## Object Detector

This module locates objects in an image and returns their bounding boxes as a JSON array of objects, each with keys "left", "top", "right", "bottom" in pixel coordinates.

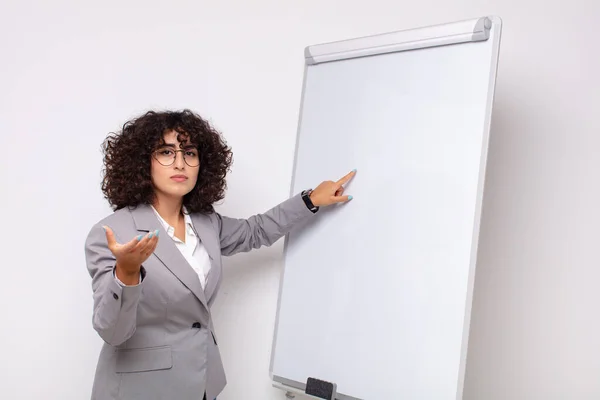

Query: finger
[
  {"left": 120, "top": 232, "right": 148, "bottom": 252},
  {"left": 141, "top": 240, "right": 159, "bottom": 260},
  {"left": 335, "top": 169, "right": 357, "bottom": 187},
  {"left": 142, "top": 236, "right": 159, "bottom": 259},
  {"left": 131, "top": 232, "right": 152, "bottom": 253},
  {"left": 121, "top": 236, "right": 141, "bottom": 252},
  {"left": 149, "top": 236, "right": 160, "bottom": 256},
  {"left": 148, "top": 235, "right": 160, "bottom": 253},
  {"left": 335, "top": 186, "right": 345, "bottom": 196},
  {"left": 331, "top": 194, "right": 353, "bottom": 203},
  {"left": 140, "top": 231, "right": 159, "bottom": 254}
]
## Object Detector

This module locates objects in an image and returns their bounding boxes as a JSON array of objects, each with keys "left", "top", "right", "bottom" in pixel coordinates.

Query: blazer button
[
  {"left": 192, "top": 322, "right": 201, "bottom": 329},
  {"left": 113, "top": 293, "right": 119, "bottom": 300}
]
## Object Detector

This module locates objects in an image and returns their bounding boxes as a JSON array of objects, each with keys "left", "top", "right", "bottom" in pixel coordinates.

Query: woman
[{"left": 84, "top": 109, "right": 355, "bottom": 400}]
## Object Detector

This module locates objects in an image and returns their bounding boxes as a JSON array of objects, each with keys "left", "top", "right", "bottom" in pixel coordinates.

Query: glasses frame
[{"left": 152, "top": 147, "right": 200, "bottom": 167}]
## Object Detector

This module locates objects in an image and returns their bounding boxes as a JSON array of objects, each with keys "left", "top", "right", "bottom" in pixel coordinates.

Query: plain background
[{"left": 0, "top": 1, "right": 598, "bottom": 400}]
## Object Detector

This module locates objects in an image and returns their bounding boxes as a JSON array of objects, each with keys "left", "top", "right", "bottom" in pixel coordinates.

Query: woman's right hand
[{"left": 103, "top": 225, "right": 159, "bottom": 284}]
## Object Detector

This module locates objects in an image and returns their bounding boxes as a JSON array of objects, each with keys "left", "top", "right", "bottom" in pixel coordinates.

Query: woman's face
[{"left": 150, "top": 130, "right": 200, "bottom": 201}]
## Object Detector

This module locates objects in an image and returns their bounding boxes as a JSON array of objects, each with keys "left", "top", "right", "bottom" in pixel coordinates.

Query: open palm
[{"left": 103, "top": 226, "right": 159, "bottom": 275}]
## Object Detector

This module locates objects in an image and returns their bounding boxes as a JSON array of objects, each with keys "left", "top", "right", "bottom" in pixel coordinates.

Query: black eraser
[{"left": 305, "top": 377, "right": 336, "bottom": 400}]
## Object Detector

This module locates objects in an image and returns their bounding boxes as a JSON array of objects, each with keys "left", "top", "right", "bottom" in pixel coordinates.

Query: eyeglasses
[{"left": 152, "top": 147, "right": 200, "bottom": 167}]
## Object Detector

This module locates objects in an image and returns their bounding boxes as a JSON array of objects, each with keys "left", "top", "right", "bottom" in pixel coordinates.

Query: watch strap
[{"left": 301, "top": 189, "right": 319, "bottom": 213}]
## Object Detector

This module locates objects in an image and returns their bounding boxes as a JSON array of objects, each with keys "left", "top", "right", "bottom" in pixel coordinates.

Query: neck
[{"left": 152, "top": 193, "right": 184, "bottom": 226}]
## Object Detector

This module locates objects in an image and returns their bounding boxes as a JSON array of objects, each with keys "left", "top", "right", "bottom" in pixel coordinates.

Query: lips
[{"left": 170, "top": 175, "right": 188, "bottom": 182}]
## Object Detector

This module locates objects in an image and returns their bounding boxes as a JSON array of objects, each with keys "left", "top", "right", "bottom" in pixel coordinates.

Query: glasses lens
[
  {"left": 155, "top": 149, "right": 175, "bottom": 165},
  {"left": 184, "top": 150, "right": 199, "bottom": 167}
]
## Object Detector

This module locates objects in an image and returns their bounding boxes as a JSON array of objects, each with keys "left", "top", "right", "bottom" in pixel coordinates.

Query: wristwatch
[{"left": 301, "top": 189, "right": 319, "bottom": 213}]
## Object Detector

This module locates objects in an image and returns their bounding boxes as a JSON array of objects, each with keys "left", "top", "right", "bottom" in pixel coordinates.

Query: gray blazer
[{"left": 84, "top": 193, "right": 316, "bottom": 400}]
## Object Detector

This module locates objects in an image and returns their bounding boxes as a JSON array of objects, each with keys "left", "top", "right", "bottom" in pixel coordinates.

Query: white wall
[{"left": 1, "top": 1, "right": 598, "bottom": 399}]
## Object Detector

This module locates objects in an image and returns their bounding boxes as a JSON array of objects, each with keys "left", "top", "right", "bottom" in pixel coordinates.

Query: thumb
[{"left": 103, "top": 226, "right": 117, "bottom": 248}]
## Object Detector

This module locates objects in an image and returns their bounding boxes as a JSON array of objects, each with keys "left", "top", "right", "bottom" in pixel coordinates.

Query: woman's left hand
[{"left": 309, "top": 169, "right": 357, "bottom": 207}]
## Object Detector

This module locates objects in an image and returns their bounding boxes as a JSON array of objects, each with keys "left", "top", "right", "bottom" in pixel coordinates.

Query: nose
[{"left": 174, "top": 151, "right": 185, "bottom": 169}]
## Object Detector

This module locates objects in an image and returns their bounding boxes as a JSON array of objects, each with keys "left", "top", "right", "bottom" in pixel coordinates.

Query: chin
[
  {"left": 156, "top": 184, "right": 194, "bottom": 199},
  {"left": 172, "top": 187, "right": 194, "bottom": 197}
]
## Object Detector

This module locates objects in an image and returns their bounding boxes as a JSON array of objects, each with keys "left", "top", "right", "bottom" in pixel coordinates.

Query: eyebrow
[{"left": 159, "top": 143, "right": 196, "bottom": 149}]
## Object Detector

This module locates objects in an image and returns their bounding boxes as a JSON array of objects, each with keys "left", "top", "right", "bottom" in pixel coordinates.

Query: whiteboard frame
[{"left": 270, "top": 15, "right": 503, "bottom": 400}]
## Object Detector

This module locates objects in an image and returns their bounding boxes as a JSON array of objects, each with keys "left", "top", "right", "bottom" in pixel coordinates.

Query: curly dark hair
[{"left": 101, "top": 109, "right": 233, "bottom": 214}]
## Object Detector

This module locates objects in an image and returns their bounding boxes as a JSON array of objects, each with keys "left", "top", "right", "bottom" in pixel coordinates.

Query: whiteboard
[{"left": 270, "top": 16, "right": 502, "bottom": 400}]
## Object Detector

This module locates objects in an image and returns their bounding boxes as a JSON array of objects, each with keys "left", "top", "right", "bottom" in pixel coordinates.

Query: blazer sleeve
[
  {"left": 215, "top": 192, "right": 317, "bottom": 256},
  {"left": 84, "top": 223, "right": 145, "bottom": 346}
]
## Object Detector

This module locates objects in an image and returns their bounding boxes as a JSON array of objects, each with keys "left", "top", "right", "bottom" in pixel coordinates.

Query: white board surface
[{"left": 270, "top": 16, "right": 502, "bottom": 400}]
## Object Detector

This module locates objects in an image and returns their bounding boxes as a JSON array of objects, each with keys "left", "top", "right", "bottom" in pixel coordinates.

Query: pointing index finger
[{"left": 336, "top": 169, "right": 357, "bottom": 187}]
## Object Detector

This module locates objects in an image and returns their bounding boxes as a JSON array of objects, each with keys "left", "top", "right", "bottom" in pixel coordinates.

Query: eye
[
  {"left": 159, "top": 149, "right": 173, "bottom": 155},
  {"left": 186, "top": 150, "right": 198, "bottom": 157}
]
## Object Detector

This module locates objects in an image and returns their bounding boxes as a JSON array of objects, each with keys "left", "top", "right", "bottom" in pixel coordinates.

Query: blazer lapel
[
  {"left": 129, "top": 204, "right": 209, "bottom": 310},
  {"left": 190, "top": 212, "right": 221, "bottom": 303}
]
